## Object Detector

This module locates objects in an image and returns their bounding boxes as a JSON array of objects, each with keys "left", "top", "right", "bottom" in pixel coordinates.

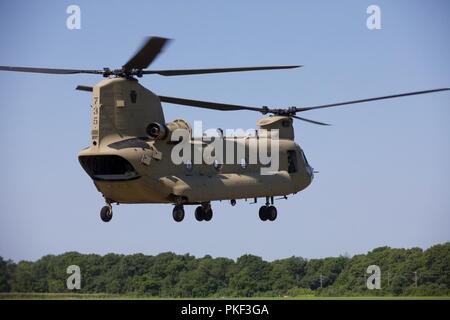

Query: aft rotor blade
[
  {"left": 0, "top": 66, "right": 102, "bottom": 75},
  {"left": 291, "top": 115, "right": 331, "bottom": 126},
  {"left": 122, "top": 37, "right": 170, "bottom": 72},
  {"left": 159, "top": 95, "right": 263, "bottom": 112},
  {"left": 144, "top": 65, "right": 301, "bottom": 76},
  {"left": 295, "top": 88, "right": 450, "bottom": 112}
]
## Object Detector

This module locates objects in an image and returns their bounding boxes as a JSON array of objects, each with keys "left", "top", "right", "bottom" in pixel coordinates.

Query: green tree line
[{"left": 0, "top": 243, "right": 449, "bottom": 297}]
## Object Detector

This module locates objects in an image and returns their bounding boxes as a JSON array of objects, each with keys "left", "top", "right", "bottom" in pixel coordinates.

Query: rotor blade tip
[{"left": 286, "top": 65, "right": 302, "bottom": 69}]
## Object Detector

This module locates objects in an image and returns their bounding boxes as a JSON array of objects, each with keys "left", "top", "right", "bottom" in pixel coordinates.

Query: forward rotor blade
[
  {"left": 159, "top": 95, "right": 263, "bottom": 112},
  {"left": 295, "top": 88, "right": 450, "bottom": 112},
  {"left": 0, "top": 66, "right": 102, "bottom": 75},
  {"left": 75, "top": 85, "right": 93, "bottom": 92},
  {"left": 291, "top": 115, "right": 331, "bottom": 126},
  {"left": 144, "top": 65, "right": 301, "bottom": 76},
  {"left": 122, "top": 37, "right": 170, "bottom": 72}
]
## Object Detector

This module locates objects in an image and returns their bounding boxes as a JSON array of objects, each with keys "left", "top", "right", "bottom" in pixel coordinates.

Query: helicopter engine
[
  {"left": 146, "top": 122, "right": 167, "bottom": 140},
  {"left": 146, "top": 119, "right": 191, "bottom": 141}
]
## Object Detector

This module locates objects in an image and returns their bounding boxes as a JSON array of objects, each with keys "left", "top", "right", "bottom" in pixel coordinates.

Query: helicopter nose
[{"left": 305, "top": 164, "right": 314, "bottom": 181}]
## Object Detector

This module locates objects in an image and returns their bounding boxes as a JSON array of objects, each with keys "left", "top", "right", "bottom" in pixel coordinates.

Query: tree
[
  {"left": 229, "top": 255, "right": 272, "bottom": 296},
  {"left": 270, "top": 257, "right": 307, "bottom": 294},
  {"left": 0, "top": 257, "right": 15, "bottom": 292},
  {"left": 1, "top": 242, "right": 449, "bottom": 297}
]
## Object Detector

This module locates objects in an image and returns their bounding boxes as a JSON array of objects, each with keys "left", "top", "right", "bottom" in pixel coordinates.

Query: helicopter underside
[
  {"left": 91, "top": 170, "right": 310, "bottom": 205},
  {"left": 90, "top": 160, "right": 311, "bottom": 224},
  {"left": 79, "top": 147, "right": 312, "bottom": 203},
  {"left": 78, "top": 134, "right": 314, "bottom": 223}
]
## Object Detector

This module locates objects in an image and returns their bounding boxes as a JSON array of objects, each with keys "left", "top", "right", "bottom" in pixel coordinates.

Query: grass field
[{"left": 1, "top": 293, "right": 449, "bottom": 300}]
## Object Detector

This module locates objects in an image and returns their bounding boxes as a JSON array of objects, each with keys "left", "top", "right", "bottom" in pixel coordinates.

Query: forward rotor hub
[{"left": 101, "top": 68, "right": 143, "bottom": 78}]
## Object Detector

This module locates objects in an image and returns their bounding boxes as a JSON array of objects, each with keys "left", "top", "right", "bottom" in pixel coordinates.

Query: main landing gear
[
  {"left": 99, "top": 198, "right": 279, "bottom": 223},
  {"left": 171, "top": 203, "right": 213, "bottom": 222},
  {"left": 259, "top": 205, "right": 277, "bottom": 221},
  {"left": 258, "top": 196, "right": 278, "bottom": 222},
  {"left": 194, "top": 203, "right": 213, "bottom": 222},
  {"left": 172, "top": 205, "right": 185, "bottom": 222}
]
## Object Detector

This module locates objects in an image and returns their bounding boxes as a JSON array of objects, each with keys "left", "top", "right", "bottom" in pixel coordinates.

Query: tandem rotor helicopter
[{"left": 1, "top": 37, "right": 448, "bottom": 223}]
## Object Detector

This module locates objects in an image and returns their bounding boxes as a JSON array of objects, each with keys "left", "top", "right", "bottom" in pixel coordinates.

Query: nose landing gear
[{"left": 100, "top": 204, "right": 113, "bottom": 222}]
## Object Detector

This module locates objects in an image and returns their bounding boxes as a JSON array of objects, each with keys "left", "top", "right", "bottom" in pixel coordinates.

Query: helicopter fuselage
[{"left": 78, "top": 78, "right": 313, "bottom": 205}]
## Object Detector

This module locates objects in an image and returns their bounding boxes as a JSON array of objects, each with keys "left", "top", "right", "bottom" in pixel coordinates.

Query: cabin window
[
  {"left": 240, "top": 158, "right": 247, "bottom": 170},
  {"left": 287, "top": 150, "right": 297, "bottom": 173},
  {"left": 185, "top": 160, "right": 193, "bottom": 172},
  {"left": 213, "top": 159, "right": 222, "bottom": 171}
]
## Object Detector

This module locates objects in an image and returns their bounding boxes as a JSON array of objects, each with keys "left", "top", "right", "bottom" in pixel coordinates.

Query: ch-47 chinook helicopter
[{"left": 1, "top": 37, "right": 448, "bottom": 223}]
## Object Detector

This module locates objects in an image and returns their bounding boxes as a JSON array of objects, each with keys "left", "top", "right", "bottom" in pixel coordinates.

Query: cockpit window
[{"left": 300, "top": 149, "right": 309, "bottom": 165}]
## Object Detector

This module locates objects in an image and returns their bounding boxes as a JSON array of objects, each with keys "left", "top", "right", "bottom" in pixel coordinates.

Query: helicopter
[{"left": 0, "top": 37, "right": 448, "bottom": 223}]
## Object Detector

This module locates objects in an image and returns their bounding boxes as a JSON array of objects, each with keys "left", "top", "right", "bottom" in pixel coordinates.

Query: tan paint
[{"left": 79, "top": 78, "right": 313, "bottom": 205}]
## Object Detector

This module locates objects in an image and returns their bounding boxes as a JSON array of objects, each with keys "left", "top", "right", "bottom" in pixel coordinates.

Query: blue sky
[{"left": 0, "top": 0, "right": 449, "bottom": 262}]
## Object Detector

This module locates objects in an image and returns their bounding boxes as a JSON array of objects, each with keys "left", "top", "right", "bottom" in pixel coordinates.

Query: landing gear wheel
[
  {"left": 195, "top": 206, "right": 205, "bottom": 221},
  {"left": 259, "top": 206, "right": 268, "bottom": 221},
  {"left": 172, "top": 205, "right": 185, "bottom": 222},
  {"left": 204, "top": 208, "right": 213, "bottom": 221},
  {"left": 100, "top": 205, "right": 113, "bottom": 222},
  {"left": 267, "top": 206, "right": 277, "bottom": 221},
  {"left": 195, "top": 205, "right": 213, "bottom": 221}
]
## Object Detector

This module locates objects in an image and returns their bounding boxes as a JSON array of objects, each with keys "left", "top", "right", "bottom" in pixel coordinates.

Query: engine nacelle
[
  {"left": 146, "top": 122, "right": 168, "bottom": 140},
  {"left": 146, "top": 119, "right": 191, "bottom": 141}
]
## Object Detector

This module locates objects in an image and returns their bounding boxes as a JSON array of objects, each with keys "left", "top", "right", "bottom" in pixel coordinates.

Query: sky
[{"left": 0, "top": 0, "right": 449, "bottom": 262}]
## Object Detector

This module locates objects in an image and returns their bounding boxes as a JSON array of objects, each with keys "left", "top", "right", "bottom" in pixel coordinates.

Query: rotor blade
[
  {"left": 122, "top": 37, "right": 170, "bottom": 72},
  {"left": 291, "top": 115, "right": 331, "bottom": 126},
  {"left": 159, "top": 95, "right": 264, "bottom": 112},
  {"left": 144, "top": 65, "right": 301, "bottom": 76},
  {"left": 295, "top": 88, "right": 450, "bottom": 112},
  {"left": 0, "top": 66, "right": 102, "bottom": 75},
  {"left": 76, "top": 85, "right": 93, "bottom": 92}
]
